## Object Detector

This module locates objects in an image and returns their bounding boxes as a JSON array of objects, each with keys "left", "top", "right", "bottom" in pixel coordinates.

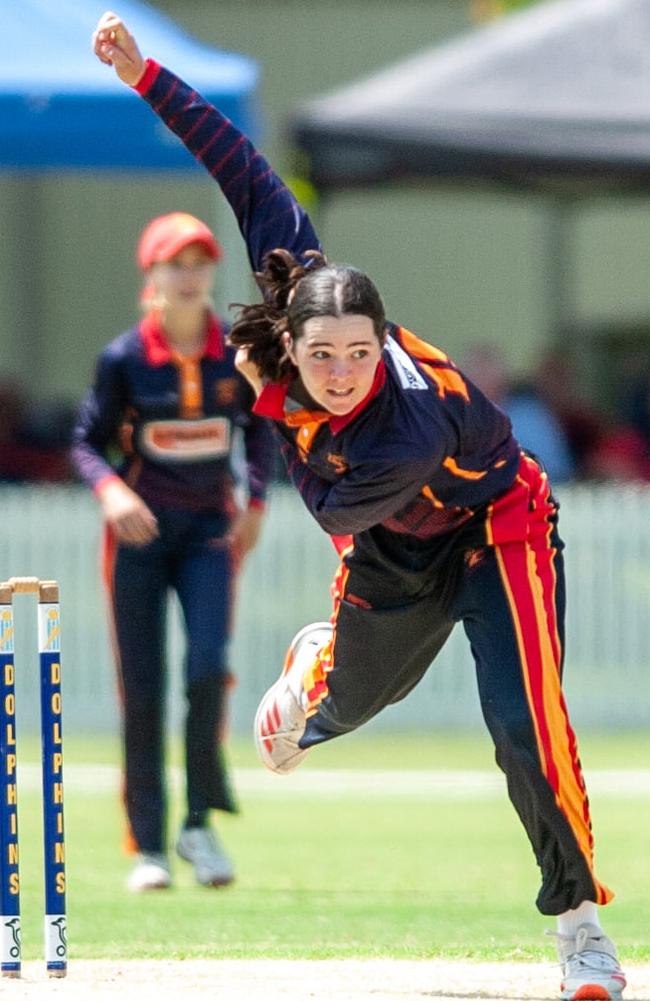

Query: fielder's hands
[
  {"left": 228, "top": 506, "right": 265, "bottom": 567},
  {"left": 92, "top": 11, "right": 146, "bottom": 87},
  {"left": 97, "top": 478, "right": 159, "bottom": 546}
]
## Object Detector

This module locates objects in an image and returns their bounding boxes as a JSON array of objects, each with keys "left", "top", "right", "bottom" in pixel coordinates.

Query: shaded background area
[
  {"left": 0, "top": 0, "right": 649, "bottom": 733},
  {"left": 5, "top": 483, "right": 649, "bottom": 734},
  {"left": 1, "top": 0, "right": 650, "bottom": 404},
  {"left": 1, "top": 0, "right": 649, "bottom": 485}
]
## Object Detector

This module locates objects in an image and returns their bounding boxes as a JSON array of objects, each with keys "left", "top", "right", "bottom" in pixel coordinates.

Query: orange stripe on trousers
[
  {"left": 302, "top": 545, "right": 352, "bottom": 717},
  {"left": 489, "top": 463, "right": 612, "bottom": 905},
  {"left": 101, "top": 525, "right": 139, "bottom": 856}
]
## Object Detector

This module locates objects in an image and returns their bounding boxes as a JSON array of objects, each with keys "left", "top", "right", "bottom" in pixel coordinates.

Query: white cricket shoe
[
  {"left": 176, "top": 827, "right": 234, "bottom": 887},
  {"left": 557, "top": 923, "right": 626, "bottom": 1001},
  {"left": 254, "top": 622, "right": 332, "bottom": 775},
  {"left": 126, "top": 852, "right": 171, "bottom": 892}
]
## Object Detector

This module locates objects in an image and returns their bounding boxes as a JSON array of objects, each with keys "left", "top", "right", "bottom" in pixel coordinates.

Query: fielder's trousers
[{"left": 104, "top": 507, "right": 237, "bottom": 855}]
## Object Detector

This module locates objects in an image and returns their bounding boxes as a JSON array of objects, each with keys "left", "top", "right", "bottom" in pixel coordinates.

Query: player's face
[
  {"left": 287, "top": 314, "right": 383, "bottom": 416},
  {"left": 150, "top": 244, "right": 216, "bottom": 309}
]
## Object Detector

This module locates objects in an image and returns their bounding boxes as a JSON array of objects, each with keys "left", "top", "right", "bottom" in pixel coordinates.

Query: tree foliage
[{"left": 470, "top": 0, "right": 540, "bottom": 21}]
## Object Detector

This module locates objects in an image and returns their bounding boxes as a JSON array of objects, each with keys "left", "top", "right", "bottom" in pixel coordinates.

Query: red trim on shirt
[
  {"left": 139, "top": 310, "right": 225, "bottom": 366},
  {"left": 252, "top": 359, "right": 386, "bottom": 430},
  {"left": 134, "top": 58, "right": 160, "bottom": 96},
  {"left": 253, "top": 381, "right": 291, "bottom": 419},
  {"left": 330, "top": 359, "right": 386, "bottom": 433},
  {"left": 203, "top": 316, "right": 226, "bottom": 360}
]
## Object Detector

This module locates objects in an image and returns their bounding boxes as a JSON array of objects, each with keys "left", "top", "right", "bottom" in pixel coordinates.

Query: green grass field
[{"left": 12, "top": 730, "right": 650, "bottom": 963}]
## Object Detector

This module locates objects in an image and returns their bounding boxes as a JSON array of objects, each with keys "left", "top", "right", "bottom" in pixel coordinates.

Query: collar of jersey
[
  {"left": 253, "top": 358, "right": 386, "bottom": 432},
  {"left": 139, "top": 309, "right": 225, "bottom": 366}
]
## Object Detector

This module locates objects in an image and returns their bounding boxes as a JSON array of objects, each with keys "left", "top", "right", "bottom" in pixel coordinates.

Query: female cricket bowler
[
  {"left": 72, "top": 208, "right": 272, "bottom": 891},
  {"left": 92, "top": 12, "right": 625, "bottom": 998}
]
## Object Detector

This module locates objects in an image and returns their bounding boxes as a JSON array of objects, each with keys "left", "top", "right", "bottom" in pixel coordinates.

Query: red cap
[{"left": 137, "top": 212, "right": 222, "bottom": 270}]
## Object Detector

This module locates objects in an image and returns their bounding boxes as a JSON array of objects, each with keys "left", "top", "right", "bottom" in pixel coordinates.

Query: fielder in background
[
  {"left": 72, "top": 207, "right": 272, "bottom": 892},
  {"left": 92, "top": 12, "right": 626, "bottom": 1000}
]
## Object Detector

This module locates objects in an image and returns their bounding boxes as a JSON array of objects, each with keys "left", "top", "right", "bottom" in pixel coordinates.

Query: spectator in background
[
  {"left": 625, "top": 373, "right": 650, "bottom": 451},
  {"left": 506, "top": 379, "right": 575, "bottom": 484},
  {"left": 0, "top": 376, "right": 73, "bottom": 483},
  {"left": 625, "top": 373, "right": 650, "bottom": 468},
  {"left": 534, "top": 349, "right": 607, "bottom": 479},
  {"left": 586, "top": 372, "right": 650, "bottom": 482},
  {"left": 461, "top": 344, "right": 575, "bottom": 483},
  {"left": 536, "top": 351, "right": 650, "bottom": 483}
]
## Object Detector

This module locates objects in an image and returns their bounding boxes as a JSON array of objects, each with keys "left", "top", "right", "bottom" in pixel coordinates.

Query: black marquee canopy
[{"left": 292, "top": 0, "right": 650, "bottom": 196}]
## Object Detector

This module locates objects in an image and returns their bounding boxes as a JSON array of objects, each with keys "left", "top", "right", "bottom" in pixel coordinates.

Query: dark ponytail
[
  {"left": 228, "top": 248, "right": 386, "bottom": 382},
  {"left": 229, "top": 249, "right": 328, "bottom": 382}
]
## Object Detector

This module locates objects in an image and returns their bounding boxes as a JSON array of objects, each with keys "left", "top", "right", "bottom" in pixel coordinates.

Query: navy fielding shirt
[{"left": 73, "top": 308, "right": 271, "bottom": 512}]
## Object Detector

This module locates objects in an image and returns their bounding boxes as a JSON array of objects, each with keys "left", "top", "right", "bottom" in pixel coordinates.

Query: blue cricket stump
[{"left": 0, "top": 578, "right": 67, "bottom": 979}]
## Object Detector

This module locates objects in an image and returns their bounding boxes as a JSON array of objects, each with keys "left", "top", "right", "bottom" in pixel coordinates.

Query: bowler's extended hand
[{"left": 92, "top": 11, "right": 145, "bottom": 87}]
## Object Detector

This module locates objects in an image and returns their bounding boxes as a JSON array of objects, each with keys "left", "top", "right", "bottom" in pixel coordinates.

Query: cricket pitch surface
[{"left": 6, "top": 959, "right": 650, "bottom": 1000}]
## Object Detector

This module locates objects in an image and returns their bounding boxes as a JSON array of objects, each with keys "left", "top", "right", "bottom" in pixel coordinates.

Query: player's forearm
[
  {"left": 279, "top": 437, "right": 441, "bottom": 537},
  {"left": 277, "top": 439, "right": 362, "bottom": 535},
  {"left": 243, "top": 417, "right": 274, "bottom": 505},
  {"left": 69, "top": 435, "right": 119, "bottom": 493},
  {"left": 134, "top": 60, "right": 321, "bottom": 270}
]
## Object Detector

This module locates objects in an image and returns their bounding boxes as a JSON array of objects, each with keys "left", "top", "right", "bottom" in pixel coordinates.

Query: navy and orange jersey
[
  {"left": 72, "top": 309, "right": 272, "bottom": 513},
  {"left": 134, "top": 61, "right": 520, "bottom": 537},
  {"left": 254, "top": 326, "right": 519, "bottom": 540}
]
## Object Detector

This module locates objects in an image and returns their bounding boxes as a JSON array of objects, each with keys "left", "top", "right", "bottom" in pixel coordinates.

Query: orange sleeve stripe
[
  {"left": 395, "top": 327, "right": 471, "bottom": 402},
  {"left": 442, "top": 456, "right": 488, "bottom": 481},
  {"left": 419, "top": 362, "right": 471, "bottom": 403},
  {"left": 421, "top": 485, "right": 444, "bottom": 508},
  {"left": 396, "top": 326, "right": 450, "bottom": 364}
]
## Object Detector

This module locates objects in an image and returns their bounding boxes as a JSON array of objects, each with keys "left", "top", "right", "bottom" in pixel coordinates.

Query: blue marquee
[{"left": 1, "top": 0, "right": 259, "bottom": 171}]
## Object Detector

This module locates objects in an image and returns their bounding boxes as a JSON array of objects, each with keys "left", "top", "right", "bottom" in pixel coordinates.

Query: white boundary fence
[{"left": 1, "top": 482, "right": 648, "bottom": 734}]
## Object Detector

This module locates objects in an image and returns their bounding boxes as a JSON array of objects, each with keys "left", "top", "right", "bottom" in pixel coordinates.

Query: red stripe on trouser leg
[
  {"left": 489, "top": 459, "right": 612, "bottom": 905},
  {"left": 524, "top": 462, "right": 594, "bottom": 836},
  {"left": 495, "top": 540, "right": 561, "bottom": 790}
]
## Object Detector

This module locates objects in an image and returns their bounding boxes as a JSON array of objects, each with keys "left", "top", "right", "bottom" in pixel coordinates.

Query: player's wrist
[
  {"left": 93, "top": 474, "right": 123, "bottom": 498},
  {"left": 133, "top": 58, "right": 160, "bottom": 95}
]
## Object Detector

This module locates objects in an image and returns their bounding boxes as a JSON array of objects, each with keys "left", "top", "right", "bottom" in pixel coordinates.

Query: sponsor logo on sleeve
[{"left": 385, "top": 338, "right": 428, "bottom": 390}]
